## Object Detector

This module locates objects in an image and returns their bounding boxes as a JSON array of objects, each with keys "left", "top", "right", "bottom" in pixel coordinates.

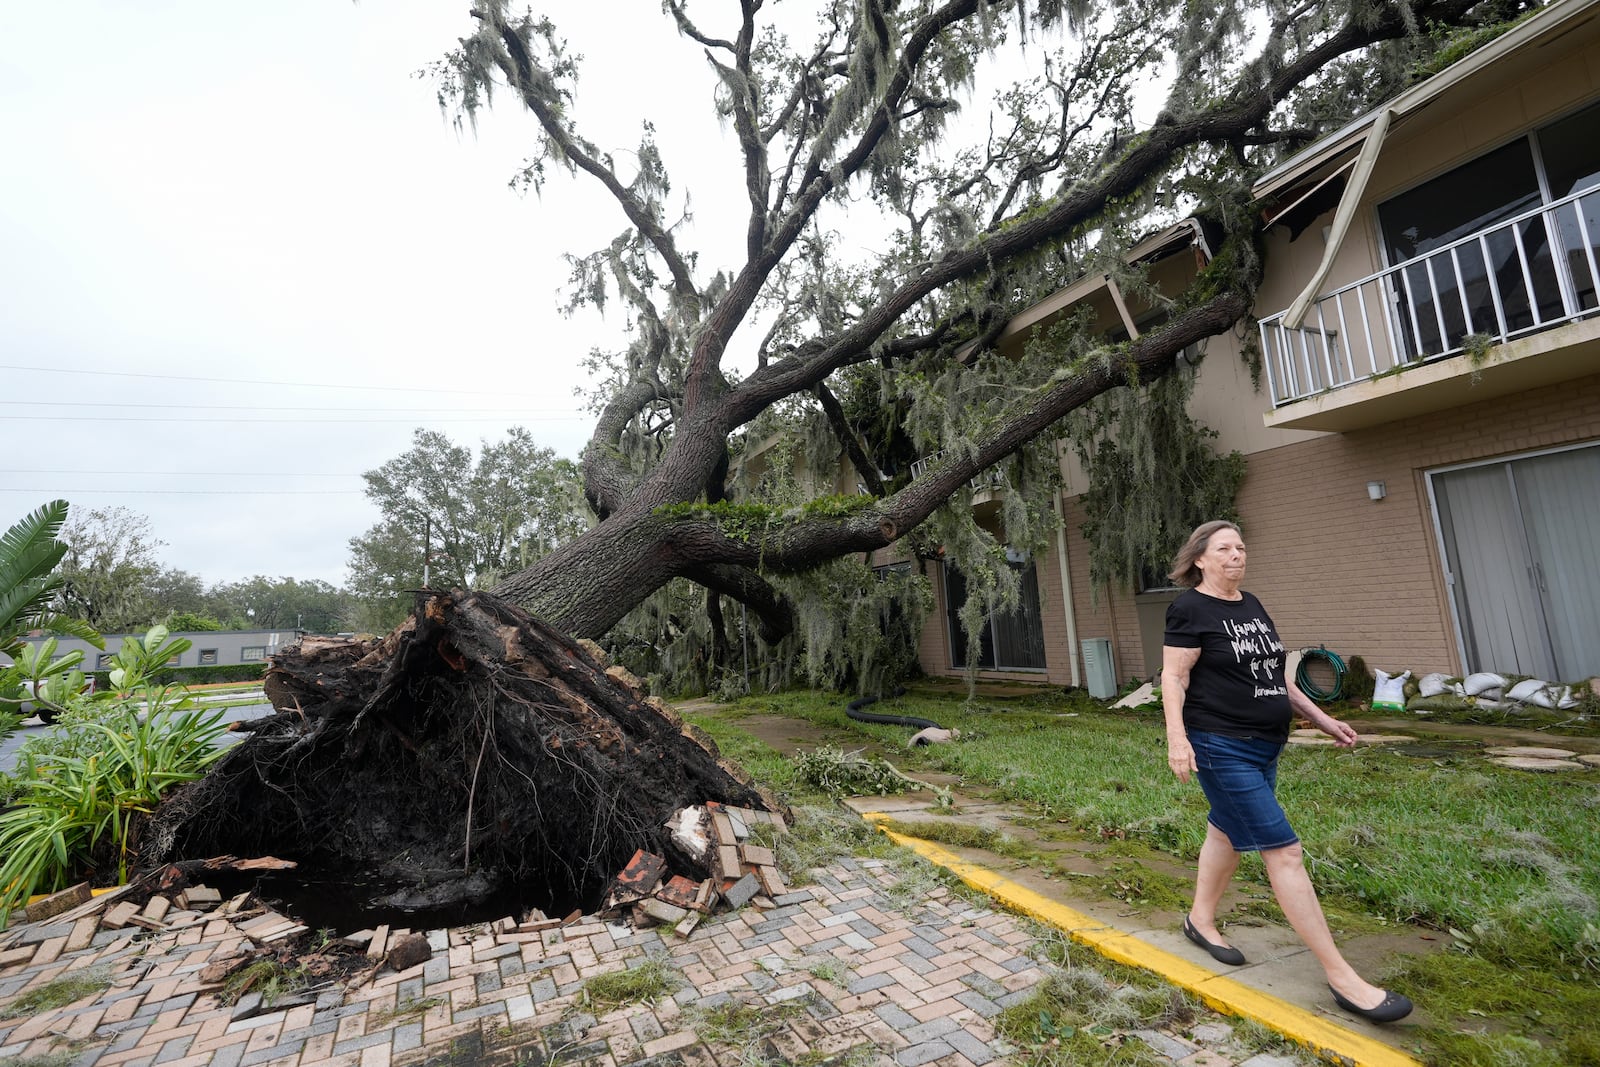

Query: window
[
  {"left": 1538, "top": 102, "right": 1600, "bottom": 311},
  {"left": 944, "top": 562, "right": 1047, "bottom": 670},
  {"left": 240, "top": 646, "right": 267, "bottom": 662},
  {"left": 1377, "top": 99, "right": 1600, "bottom": 356},
  {"left": 96, "top": 652, "right": 115, "bottom": 669},
  {"left": 199, "top": 649, "right": 218, "bottom": 666}
]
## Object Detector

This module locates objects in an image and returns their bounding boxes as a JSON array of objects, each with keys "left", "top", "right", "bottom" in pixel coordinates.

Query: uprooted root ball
[{"left": 141, "top": 590, "right": 780, "bottom": 929}]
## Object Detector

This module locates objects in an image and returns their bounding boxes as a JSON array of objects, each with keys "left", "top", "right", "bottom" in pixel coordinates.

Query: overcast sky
[{"left": 0, "top": 1, "right": 761, "bottom": 587}]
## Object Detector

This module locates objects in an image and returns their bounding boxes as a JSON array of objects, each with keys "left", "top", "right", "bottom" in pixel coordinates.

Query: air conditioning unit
[{"left": 1082, "top": 638, "right": 1116, "bottom": 699}]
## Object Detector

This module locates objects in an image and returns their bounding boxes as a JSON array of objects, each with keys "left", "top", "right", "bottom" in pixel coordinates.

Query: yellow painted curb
[{"left": 864, "top": 814, "right": 1421, "bottom": 1067}]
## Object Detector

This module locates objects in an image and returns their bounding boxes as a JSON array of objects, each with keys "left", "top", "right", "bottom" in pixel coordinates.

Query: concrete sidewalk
[{"left": 846, "top": 789, "right": 1426, "bottom": 1067}]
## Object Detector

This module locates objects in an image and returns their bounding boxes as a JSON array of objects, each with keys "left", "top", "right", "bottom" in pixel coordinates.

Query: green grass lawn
[{"left": 685, "top": 686, "right": 1600, "bottom": 1067}]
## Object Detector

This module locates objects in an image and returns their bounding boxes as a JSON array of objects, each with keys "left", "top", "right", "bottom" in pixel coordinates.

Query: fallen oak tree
[{"left": 140, "top": 590, "right": 782, "bottom": 929}]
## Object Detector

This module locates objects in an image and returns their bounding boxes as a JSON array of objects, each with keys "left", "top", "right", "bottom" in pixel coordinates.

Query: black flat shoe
[
  {"left": 1182, "top": 917, "right": 1246, "bottom": 966},
  {"left": 1328, "top": 985, "right": 1414, "bottom": 1023}
]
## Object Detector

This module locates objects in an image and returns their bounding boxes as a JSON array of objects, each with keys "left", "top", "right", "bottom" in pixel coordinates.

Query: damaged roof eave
[
  {"left": 1252, "top": 0, "right": 1600, "bottom": 200},
  {"left": 969, "top": 219, "right": 1211, "bottom": 360}
]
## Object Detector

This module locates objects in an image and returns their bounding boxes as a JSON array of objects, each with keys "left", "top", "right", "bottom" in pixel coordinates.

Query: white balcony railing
[
  {"left": 908, "top": 449, "right": 1006, "bottom": 491},
  {"left": 1260, "top": 182, "right": 1600, "bottom": 407}
]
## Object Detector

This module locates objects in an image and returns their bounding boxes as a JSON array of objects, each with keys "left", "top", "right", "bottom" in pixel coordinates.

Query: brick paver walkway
[{"left": 1, "top": 857, "right": 1298, "bottom": 1067}]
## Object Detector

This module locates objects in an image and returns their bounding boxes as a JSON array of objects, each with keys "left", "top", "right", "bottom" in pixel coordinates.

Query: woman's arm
[
  {"left": 1287, "top": 678, "right": 1358, "bottom": 747},
  {"left": 1162, "top": 645, "right": 1202, "bottom": 782}
]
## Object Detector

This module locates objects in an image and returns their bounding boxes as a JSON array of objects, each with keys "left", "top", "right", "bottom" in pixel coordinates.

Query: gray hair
[{"left": 1168, "top": 520, "right": 1242, "bottom": 588}]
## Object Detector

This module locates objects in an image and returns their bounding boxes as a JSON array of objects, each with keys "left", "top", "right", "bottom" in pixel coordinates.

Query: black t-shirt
[{"left": 1164, "top": 588, "right": 1292, "bottom": 743}]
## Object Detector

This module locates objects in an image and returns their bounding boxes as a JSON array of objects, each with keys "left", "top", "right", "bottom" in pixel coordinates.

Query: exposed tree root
[{"left": 142, "top": 590, "right": 780, "bottom": 927}]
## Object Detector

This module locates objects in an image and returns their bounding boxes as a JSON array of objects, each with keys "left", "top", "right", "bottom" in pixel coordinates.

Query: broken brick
[
  {"left": 714, "top": 845, "right": 742, "bottom": 881},
  {"left": 604, "top": 850, "right": 667, "bottom": 910},
  {"left": 20, "top": 883, "right": 91, "bottom": 925},
  {"left": 739, "top": 844, "right": 776, "bottom": 867},
  {"left": 722, "top": 872, "right": 761, "bottom": 910},
  {"left": 655, "top": 876, "right": 699, "bottom": 910},
  {"left": 756, "top": 865, "right": 786, "bottom": 897},
  {"left": 637, "top": 899, "right": 689, "bottom": 925}
]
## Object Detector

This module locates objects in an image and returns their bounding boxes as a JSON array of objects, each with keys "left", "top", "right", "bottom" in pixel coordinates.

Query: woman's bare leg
[
  {"left": 1261, "top": 842, "right": 1388, "bottom": 1008},
  {"left": 1189, "top": 822, "right": 1241, "bottom": 945}
]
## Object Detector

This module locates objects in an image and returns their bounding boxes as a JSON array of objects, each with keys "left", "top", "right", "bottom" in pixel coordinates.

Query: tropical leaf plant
[
  {"left": 0, "top": 702, "right": 230, "bottom": 925},
  {"left": 0, "top": 500, "right": 103, "bottom": 654},
  {"left": 0, "top": 638, "right": 90, "bottom": 726},
  {"left": 1, "top": 501, "right": 102, "bottom": 737},
  {"left": 105, "top": 625, "right": 191, "bottom": 696}
]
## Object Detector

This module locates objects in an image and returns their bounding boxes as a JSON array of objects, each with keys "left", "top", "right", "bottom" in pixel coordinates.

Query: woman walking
[{"left": 1161, "top": 520, "right": 1412, "bottom": 1023}]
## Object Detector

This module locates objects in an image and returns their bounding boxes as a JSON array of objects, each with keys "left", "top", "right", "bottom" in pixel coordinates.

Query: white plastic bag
[{"left": 1372, "top": 669, "right": 1411, "bottom": 712}]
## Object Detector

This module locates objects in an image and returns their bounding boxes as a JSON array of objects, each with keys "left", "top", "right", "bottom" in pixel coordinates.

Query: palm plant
[
  {"left": 0, "top": 500, "right": 102, "bottom": 653},
  {"left": 1, "top": 501, "right": 102, "bottom": 726}
]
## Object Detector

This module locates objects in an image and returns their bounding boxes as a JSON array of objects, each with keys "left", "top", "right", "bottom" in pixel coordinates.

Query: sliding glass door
[{"left": 1431, "top": 443, "right": 1600, "bottom": 680}]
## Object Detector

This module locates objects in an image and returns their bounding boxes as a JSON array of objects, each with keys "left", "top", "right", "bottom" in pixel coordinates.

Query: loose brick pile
[{"left": 604, "top": 802, "right": 790, "bottom": 941}]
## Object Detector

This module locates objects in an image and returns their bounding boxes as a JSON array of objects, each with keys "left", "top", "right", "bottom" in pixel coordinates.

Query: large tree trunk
[{"left": 141, "top": 589, "right": 779, "bottom": 929}]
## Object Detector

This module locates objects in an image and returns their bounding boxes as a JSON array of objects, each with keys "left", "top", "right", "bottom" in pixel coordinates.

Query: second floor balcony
[{"left": 1259, "top": 180, "right": 1600, "bottom": 430}]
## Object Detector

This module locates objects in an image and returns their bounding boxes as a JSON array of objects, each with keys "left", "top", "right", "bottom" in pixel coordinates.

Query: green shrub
[
  {"left": 0, "top": 702, "right": 230, "bottom": 925},
  {"left": 86, "top": 662, "right": 268, "bottom": 688}
]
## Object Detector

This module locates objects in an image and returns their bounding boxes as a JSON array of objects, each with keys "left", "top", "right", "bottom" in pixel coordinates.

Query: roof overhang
[
  {"left": 1254, "top": 0, "right": 1600, "bottom": 201},
  {"left": 971, "top": 219, "right": 1211, "bottom": 359}
]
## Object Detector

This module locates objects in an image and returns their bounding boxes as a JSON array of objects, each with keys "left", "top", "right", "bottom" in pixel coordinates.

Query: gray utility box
[{"left": 1082, "top": 637, "right": 1117, "bottom": 699}]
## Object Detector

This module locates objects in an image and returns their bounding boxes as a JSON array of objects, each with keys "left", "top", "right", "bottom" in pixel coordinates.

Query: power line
[
  {"left": 0, "top": 487, "right": 361, "bottom": 496},
  {"left": 1, "top": 414, "right": 584, "bottom": 424},
  {"left": 7, "top": 469, "right": 359, "bottom": 477},
  {"left": 0, "top": 400, "right": 577, "bottom": 414},
  {"left": 0, "top": 362, "right": 556, "bottom": 398}
]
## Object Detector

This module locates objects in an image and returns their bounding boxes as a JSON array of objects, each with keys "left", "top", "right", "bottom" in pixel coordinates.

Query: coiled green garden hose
[{"left": 1296, "top": 646, "right": 1346, "bottom": 702}]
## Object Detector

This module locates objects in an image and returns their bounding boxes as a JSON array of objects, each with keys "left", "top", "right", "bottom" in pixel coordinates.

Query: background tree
[
  {"left": 147, "top": 567, "right": 210, "bottom": 623},
  {"left": 346, "top": 427, "right": 589, "bottom": 630},
  {"left": 54, "top": 506, "right": 163, "bottom": 634},
  {"left": 424, "top": 0, "right": 1496, "bottom": 653},
  {"left": 206, "top": 577, "right": 351, "bottom": 634},
  {"left": 164, "top": 611, "right": 224, "bottom": 632}
]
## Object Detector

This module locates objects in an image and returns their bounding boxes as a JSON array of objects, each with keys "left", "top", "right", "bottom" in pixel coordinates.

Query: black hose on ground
[{"left": 845, "top": 687, "right": 944, "bottom": 730}]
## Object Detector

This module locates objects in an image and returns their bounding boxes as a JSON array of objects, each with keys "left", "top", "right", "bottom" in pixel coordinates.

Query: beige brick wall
[{"left": 1232, "top": 371, "right": 1600, "bottom": 676}]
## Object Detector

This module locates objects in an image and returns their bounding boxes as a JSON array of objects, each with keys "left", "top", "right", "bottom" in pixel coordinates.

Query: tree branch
[
  {"left": 473, "top": 6, "right": 700, "bottom": 309},
  {"left": 813, "top": 382, "right": 885, "bottom": 497},
  {"left": 681, "top": 563, "right": 794, "bottom": 644},
  {"left": 720, "top": 0, "right": 1478, "bottom": 428}
]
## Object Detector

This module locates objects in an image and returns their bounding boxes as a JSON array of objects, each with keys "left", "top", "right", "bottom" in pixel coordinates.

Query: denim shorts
[{"left": 1188, "top": 730, "right": 1299, "bottom": 853}]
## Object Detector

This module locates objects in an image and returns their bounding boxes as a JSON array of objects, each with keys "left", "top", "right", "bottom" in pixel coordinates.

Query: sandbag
[
  {"left": 1417, "top": 672, "right": 1462, "bottom": 698},
  {"left": 1463, "top": 672, "right": 1508, "bottom": 699},
  {"left": 1506, "top": 679, "right": 1576, "bottom": 709}
]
